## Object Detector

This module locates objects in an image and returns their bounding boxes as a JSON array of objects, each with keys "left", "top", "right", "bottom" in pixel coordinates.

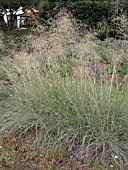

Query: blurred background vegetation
[{"left": 1, "top": 0, "right": 127, "bottom": 39}]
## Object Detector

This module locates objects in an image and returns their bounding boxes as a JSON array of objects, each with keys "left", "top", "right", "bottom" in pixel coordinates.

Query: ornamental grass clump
[
  {"left": 0, "top": 10, "right": 128, "bottom": 169},
  {"left": 1, "top": 51, "right": 128, "bottom": 168}
]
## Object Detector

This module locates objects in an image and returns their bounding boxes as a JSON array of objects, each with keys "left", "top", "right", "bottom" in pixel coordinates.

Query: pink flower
[
  {"left": 52, "top": 159, "right": 57, "bottom": 163},
  {"left": 0, "top": 146, "right": 2, "bottom": 149}
]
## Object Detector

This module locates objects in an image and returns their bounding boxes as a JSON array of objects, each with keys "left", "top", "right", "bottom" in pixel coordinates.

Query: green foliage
[
  {"left": 68, "top": 1, "right": 128, "bottom": 38},
  {"left": 1, "top": 0, "right": 45, "bottom": 8},
  {"left": 68, "top": 1, "right": 112, "bottom": 25},
  {"left": 0, "top": 90, "right": 9, "bottom": 101},
  {"left": 107, "top": 65, "right": 128, "bottom": 75},
  {"left": 58, "top": 57, "right": 74, "bottom": 77},
  {"left": 57, "top": 47, "right": 77, "bottom": 77},
  {"left": 40, "top": 1, "right": 128, "bottom": 39}
]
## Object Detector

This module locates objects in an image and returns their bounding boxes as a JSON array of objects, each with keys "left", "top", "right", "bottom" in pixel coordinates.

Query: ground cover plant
[{"left": 0, "top": 10, "right": 128, "bottom": 170}]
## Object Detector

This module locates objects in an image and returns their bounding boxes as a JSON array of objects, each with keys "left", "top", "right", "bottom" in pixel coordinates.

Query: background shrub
[{"left": 40, "top": 1, "right": 128, "bottom": 39}]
